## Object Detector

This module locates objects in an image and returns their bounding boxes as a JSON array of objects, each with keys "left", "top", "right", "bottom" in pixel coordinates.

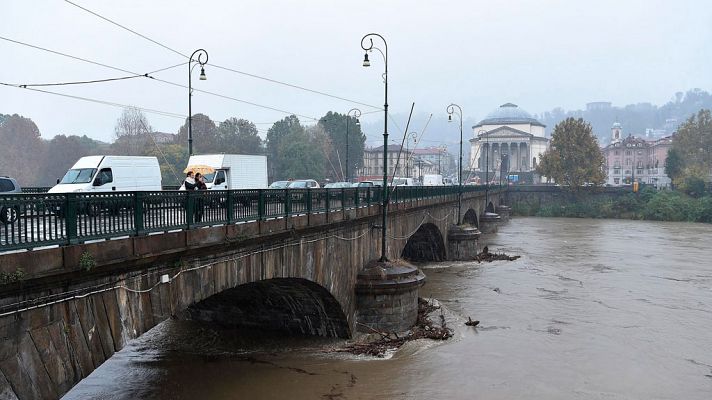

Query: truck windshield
[
  {"left": 60, "top": 168, "right": 96, "bottom": 184},
  {"left": 202, "top": 172, "right": 216, "bottom": 183}
]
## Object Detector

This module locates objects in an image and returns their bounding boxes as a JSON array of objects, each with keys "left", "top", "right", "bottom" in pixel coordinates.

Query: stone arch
[
  {"left": 486, "top": 201, "right": 495, "bottom": 213},
  {"left": 185, "top": 278, "right": 351, "bottom": 338},
  {"left": 401, "top": 223, "right": 446, "bottom": 261},
  {"left": 462, "top": 209, "right": 479, "bottom": 227}
]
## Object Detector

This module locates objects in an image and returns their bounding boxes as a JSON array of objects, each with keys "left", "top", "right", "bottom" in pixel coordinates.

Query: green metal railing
[{"left": 0, "top": 185, "right": 495, "bottom": 252}]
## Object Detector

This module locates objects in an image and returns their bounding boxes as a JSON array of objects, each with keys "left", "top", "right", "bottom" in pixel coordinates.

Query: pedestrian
[
  {"left": 194, "top": 173, "right": 207, "bottom": 222},
  {"left": 184, "top": 171, "right": 196, "bottom": 191}
]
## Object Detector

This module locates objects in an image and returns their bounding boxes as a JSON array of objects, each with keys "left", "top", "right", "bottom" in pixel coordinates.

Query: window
[
  {"left": 625, "top": 150, "right": 631, "bottom": 155},
  {"left": 614, "top": 150, "right": 620, "bottom": 156},
  {"left": 215, "top": 170, "right": 226, "bottom": 185},
  {"left": 93, "top": 168, "right": 113, "bottom": 186},
  {"left": 614, "top": 178, "right": 620, "bottom": 184},
  {"left": 60, "top": 168, "right": 96, "bottom": 184},
  {"left": 625, "top": 159, "right": 631, "bottom": 166},
  {"left": 0, "top": 178, "right": 15, "bottom": 192}
]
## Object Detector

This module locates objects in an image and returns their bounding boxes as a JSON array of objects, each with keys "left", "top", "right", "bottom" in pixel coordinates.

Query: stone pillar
[
  {"left": 495, "top": 204, "right": 511, "bottom": 221},
  {"left": 447, "top": 224, "right": 481, "bottom": 260},
  {"left": 355, "top": 262, "right": 426, "bottom": 333},
  {"left": 479, "top": 212, "right": 501, "bottom": 234}
]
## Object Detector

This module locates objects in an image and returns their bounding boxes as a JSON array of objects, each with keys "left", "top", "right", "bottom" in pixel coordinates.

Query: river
[{"left": 63, "top": 217, "right": 712, "bottom": 399}]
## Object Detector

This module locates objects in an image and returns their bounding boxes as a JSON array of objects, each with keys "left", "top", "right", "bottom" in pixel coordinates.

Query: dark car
[{"left": 0, "top": 176, "right": 21, "bottom": 224}]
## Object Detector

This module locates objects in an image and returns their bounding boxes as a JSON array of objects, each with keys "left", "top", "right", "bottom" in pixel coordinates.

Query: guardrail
[{"left": 0, "top": 185, "right": 493, "bottom": 252}]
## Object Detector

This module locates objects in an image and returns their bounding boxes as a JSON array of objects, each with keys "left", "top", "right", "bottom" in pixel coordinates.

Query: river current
[{"left": 63, "top": 217, "right": 712, "bottom": 399}]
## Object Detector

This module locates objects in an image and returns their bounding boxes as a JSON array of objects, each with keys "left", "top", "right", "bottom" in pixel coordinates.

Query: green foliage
[
  {"left": 0, "top": 268, "right": 25, "bottom": 285},
  {"left": 277, "top": 129, "right": 327, "bottom": 181},
  {"left": 175, "top": 113, "right": 220, "bottom": 154},
  {"left": 143, "top": 143, "right": 189, "bottom": 186},
  {"left": 537, "top": 118, "right": 606, "bottom": 188},
  {"left": 0, "top": 114, "right": 44, "bottom": 186},
  {"left": 79, "top": 251, "right": 96, "bottom": 272},
  {"left": 318, "top": 111, "right": 367, "bottom": 181},
  {"left": 217, "top": 117, "right": 262, "bottom": 155},
  {"left": 668, "top": 109, "right": 712, "bottom": 192}
]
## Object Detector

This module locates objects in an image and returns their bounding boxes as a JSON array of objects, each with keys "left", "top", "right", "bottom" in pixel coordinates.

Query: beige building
[
  {"left": 358, "top": 144, "right": 414, "bottom": 180},
  {"left": 469, "top": 103, "right": 549, "bottom": 183},
  {"left": 602, "top": 122, "right": 673, "bottom": 188}
]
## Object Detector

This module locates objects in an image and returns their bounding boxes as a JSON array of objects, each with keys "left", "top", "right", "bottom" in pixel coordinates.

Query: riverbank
[{"left": 512, "top": 187, "right": 712, "bottom": 223}]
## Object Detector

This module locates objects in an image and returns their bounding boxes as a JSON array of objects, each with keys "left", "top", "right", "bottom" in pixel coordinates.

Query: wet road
[{"left": 63, "top": 217, "right": 712, "bottom": 399}]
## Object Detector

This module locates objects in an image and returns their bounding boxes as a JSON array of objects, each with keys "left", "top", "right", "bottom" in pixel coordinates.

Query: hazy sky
[{"left": 3, "top": 0, "right": 712, "bottom": 145}]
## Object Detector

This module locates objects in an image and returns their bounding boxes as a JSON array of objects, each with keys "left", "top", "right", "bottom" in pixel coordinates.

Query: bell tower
[{"left": 611, "top": 121, "right": 622, "bottom": 143}]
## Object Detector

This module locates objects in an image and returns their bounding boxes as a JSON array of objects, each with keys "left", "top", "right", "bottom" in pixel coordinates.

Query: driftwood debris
[
  {"left": 473, "top": 246, "right": 521, "bottom": 263},
  {"left": 465, "top": 317, "right": 480, "bottom": 327},
  {"left": 338, "top": 299, "right": 453, "bottom": 357}
]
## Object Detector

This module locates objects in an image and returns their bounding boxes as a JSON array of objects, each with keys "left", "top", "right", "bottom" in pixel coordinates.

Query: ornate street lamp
[
  {"left": 188, "top": 49, "right": 208, "bottom": 156},
  {"left": 447, "top": 103, "right": 463, "bottom": 224},
  {"left": 361, "top": 33, "right": 389, "bottom": 262},
  {"left": 346, "top": 108, "right": 361, "bottom": 182}
]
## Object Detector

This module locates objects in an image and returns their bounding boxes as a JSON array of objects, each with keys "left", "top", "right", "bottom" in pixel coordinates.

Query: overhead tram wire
[
  {"left": 0, "top": 82, "right": 186, "bottom": 119},
  {"left": 61, "top": 0, "right": 382, "bottom": 111},
  {"left": 14, "top": 74, "right": 148, "bottom": 88},
  {"left": 0, "top": 36, "right": 318, "bottom": 121}
]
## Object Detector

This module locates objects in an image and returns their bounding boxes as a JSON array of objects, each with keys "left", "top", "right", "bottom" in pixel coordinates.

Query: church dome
[{"left": 475, "top": 103, "right": 545, "bottom": 127}]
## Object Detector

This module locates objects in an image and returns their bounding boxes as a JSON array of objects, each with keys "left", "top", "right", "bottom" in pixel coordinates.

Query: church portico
[{"left": 469, "top": 103, "right": 548, "bottom": 184}]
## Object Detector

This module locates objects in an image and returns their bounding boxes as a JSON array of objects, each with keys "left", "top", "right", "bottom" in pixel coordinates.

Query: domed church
[{"left": 469, "top": 103, "right": 550, "bottom": 183}]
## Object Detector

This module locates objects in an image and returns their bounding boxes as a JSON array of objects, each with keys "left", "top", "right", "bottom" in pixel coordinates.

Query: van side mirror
[{"left": 56, "top": 178, "right": 60, "bottom": 184}]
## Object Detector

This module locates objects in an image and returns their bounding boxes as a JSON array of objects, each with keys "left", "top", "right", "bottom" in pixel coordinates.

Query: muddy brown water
[{"left": 63, "top": 217, "right": 712, "bottom": 399}]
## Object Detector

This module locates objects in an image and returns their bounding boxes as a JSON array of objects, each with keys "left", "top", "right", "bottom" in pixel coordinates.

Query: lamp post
[
  {"left": 405, "top": 132, "right": 417, "bottom": 178},
  {"left": 361, "top": 33, "right": 389, "bottom": 262},
  {"left": 447, "top": 103, "right": 463, "bottom": 224},
  {"left": 478, "top": 130, "right": 489, "bottom": 209},
  {"left": 346, "top": 108, "right": 361, "bottom": 182},
  {"left": 188, "top": 49, "right": 208, "bottom": 156}
]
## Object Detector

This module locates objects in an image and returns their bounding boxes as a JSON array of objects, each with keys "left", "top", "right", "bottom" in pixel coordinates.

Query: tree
[
  {"left": 143, "top": 143, "right": 189, "bottom": 186},
  {"left": 277, "top": 128, "right": 326, "bottom": 181},
  {"left": 0, "top": 114, "right": 45, "bottom": 186},
  {"left": 266, "top": 115, "right": 306, "bottom": 179},
  {"left": 664, "top": 147, "right": 684, "bottom": 185},
  {"left": 537, "top": 118, "right": 606, "bottom": 187},
  {"left": 217, "top": 117, "right": 262, "bottom": 154},
  {"left": 39, "top": 135, "right": 104, "bottom": 186},
  {"left": 113, "top": 108, "right": 152, "bottom": 155},
  {"left": 175, "top": 113, "right": 219, "bottom": 154},
  {"left": 318, "top": 112, "right": 367, "bottom": 181}
]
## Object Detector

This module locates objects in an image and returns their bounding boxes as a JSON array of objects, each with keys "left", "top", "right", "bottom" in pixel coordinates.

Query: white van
[
  {"left": 422, "top": 174, "right": 444, "bottom": 186},
  {"left": 391, "top": 177, "right": 416, "bottom": 186},
  {"left": 49, "top": 156, "right": 162, "bottom": 193},
  {"left": 181, "top": 154, "right": 268, "bottom": 190}
]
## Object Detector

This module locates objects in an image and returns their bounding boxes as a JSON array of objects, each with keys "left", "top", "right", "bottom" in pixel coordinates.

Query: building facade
[
  {"left": 469, "top": 103, "right": 549, "bottom": 183},
  {"left": 358, "top": 144, "right": 414, "bottom": 180},
  {"left": 601, "top": 122, "right": 673, "bottom": 188}
]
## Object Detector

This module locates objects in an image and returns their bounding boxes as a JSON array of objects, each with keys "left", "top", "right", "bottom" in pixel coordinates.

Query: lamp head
[
  {"left": 199, "top": 67, "right": 207, "bottom": 80},
  {"left": 448, "top": 115, "right": 452, "bottom": 122},
  {"left": 362, "top": 53, "right": 370, "bottom": 67},
  {"left": 355, "top": 118, "right": 360, "bottom": 126}
]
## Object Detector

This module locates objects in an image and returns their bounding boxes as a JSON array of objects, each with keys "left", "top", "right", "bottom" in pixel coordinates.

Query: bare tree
[{"left": 113, "top": 108, "right": 152, "bottom": 155}]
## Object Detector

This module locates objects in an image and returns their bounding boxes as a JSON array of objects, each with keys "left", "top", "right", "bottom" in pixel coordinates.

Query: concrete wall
[{"left": 0, "top": 189, "right": 505, "bottom": 400}]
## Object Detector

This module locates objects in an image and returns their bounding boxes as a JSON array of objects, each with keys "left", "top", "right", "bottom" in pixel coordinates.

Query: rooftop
[{"left": 474, "top": 103, "right": 545, "bottom": 128}]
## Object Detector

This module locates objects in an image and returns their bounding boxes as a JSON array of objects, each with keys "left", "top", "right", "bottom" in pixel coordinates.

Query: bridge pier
[
  {"left": 447, "top": 224, "right": 481, "bottom": 260},
  {"left": 355, "top": 262, "right": 426, "bottom": 333},
  {"left": 495, "top": 204, "right": 512, "bottom": 221},
  {"left": 479, "top": 212, "right": 502, "bottom": 234}
]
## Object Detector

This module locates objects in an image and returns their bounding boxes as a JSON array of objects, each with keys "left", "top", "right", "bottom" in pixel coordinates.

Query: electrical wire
[
  {"left": 0, "top": 82, "right": 186, "bottom": 119},
  {"left": 0, "top": 35, "right": 317, "bottom": 120},
  {"left": 15, "top": 74, "right": 148, "bottom": 88},
  {"left": 62, "top": 0, "right": 382, "bottom": 111}
]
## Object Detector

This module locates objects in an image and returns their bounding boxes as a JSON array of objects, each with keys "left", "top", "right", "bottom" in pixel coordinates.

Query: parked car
[
  {"left": 352, "top": 181, "right": 376, "bottom": 188},
  {"left": 324, "top": 182, "right": 352, "bottom": 189},
  {"left": 287, "top": 179, "right": 320, "bottom": 189},
  {"left": 269, "top": 180, "right": 290, "bottom": 189},
  {"left": 0, "top": 176, "right": 21, "bottom": 224}
]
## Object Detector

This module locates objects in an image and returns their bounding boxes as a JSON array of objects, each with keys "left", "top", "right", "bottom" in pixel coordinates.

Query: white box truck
[
  {"left": 49, "top": 155, "right": 162, "bottom": 193},
  {"left": 181, "top": 154, "right": 268, "bottom": 190},
  {"left": 422, "top": 174, "right": 444, "bottom": 186}
]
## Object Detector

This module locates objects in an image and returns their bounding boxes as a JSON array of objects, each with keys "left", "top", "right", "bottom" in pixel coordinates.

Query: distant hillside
[{"left": 534, "top": 88, "right": 712, "bottom": 143}]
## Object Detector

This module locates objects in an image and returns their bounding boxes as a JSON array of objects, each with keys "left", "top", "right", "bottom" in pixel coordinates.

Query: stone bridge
[{"left": 0, "top": 187, "right": 506, "bottom": 400}]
